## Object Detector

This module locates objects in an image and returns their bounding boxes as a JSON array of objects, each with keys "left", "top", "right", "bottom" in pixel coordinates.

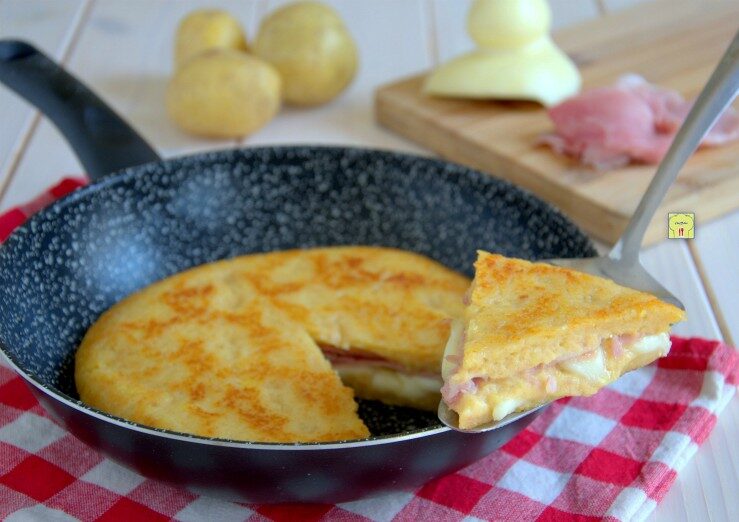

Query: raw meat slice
[{"left": 543, "top": 74, "right": 739, "bottom": 169}]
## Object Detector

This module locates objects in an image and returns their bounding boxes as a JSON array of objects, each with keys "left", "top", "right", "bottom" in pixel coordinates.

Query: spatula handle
[{"left": 611, "top": 30, "right": 739, "bottom": 263}]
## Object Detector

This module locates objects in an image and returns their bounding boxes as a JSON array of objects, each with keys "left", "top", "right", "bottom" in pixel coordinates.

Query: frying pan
[{"left": 0, "top": 40, "right": 596, "bottom": 503}]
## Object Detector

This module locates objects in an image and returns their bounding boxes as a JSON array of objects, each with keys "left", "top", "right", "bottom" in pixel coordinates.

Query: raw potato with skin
[
  {"left": 254, "top": 1, "right": 358, "bottom": 106},
  {"left": 166, "top": 50, "right": 281, "bottom": 138},
  {"left": 174, "top": 9, "right": 249, "bottom": 67}
]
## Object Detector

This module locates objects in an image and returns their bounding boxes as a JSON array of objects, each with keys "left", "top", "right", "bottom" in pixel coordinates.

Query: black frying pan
[{"left": 0, "top": 40, "right": 596, "bottom": 503}]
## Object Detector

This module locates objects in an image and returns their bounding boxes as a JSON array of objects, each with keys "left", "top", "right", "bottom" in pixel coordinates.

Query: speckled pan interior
[{"left": 0, "top": 146, "right": 595, "bottom": 440}]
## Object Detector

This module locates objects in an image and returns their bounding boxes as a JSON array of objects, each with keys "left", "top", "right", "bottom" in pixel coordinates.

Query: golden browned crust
[
  {"left": 76, "top": 261, "right": 369, "bottom": 443},
  {"left": 230, "top": 246, "right": 469, "bottom": 373},
  {"left": 76, "top": 247, "right": 469, "bottom": 441},
  {"left": 458, "top": 252, "right": 685, "bottom": 380}
]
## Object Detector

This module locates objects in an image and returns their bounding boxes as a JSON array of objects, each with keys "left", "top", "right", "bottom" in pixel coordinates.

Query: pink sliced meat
[
  {"left": 615, "top": 74, "right": 687, "bottom": 133},
  {"left": 543, "top": 74, "right": 739, "bottom": 169},
  {"left": 320, "top": 344, "right": 439, "bottom": 377}
]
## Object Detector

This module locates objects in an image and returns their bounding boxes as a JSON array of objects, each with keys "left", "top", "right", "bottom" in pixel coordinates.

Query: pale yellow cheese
[
  {"left": 334, "top": 364, "right": 442, "bottom": 411},
  {"left": 464, "top": 332, "right": 672, "bottom": 426}
]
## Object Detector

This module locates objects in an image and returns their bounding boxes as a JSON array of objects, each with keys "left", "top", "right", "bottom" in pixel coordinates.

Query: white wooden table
[{"left": 1, "top": 1, "right": 736, "bottom": 520}]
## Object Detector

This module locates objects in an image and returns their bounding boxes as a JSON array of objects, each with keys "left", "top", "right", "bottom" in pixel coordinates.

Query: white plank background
[
  {"left": 0, "top": 0, "right": 88, "bottom": 199},
  {"left": 0, "top": 1, "right": 736, "bottom": 520}
]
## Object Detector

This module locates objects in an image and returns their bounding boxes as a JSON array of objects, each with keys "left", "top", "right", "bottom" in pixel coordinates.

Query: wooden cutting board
[{"left": 375, "top": 0, "right": 739, "bottom": 245}]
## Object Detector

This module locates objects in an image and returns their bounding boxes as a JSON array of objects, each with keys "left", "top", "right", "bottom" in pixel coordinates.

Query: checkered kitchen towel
[{"left": 1, "top": 178, "right": 737, "bottom": 521}]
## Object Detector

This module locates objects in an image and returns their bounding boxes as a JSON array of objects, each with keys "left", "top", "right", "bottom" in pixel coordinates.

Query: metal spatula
[{"left": 439, "top": 30, "right": 739, "bottom": 433}]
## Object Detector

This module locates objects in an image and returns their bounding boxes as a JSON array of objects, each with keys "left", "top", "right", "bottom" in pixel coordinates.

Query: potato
[
  {"left": 166, "top": 50, "right": 281, "bottom": 138},
  {"left": 254, "top": 1, "right": 358, "bottom": 106},
  {"left": 175, "top": 9, "right": 248, "bottom": 67}
]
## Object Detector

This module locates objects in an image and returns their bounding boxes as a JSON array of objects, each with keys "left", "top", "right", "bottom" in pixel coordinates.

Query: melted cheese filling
[
  {"left": 441, "top": 319, "right": 465, "bottom": 382},
  {"left": 320, "top": 345, "right": 442, "bottom": 410},
  {"left": 559, "top": 332, "right": 670, "bottom": 381},
  {"left": 448, "top": 332, "right": 671, "bottom": 424},
  {"left": 333, "top": 364, "right": 442, "bottom": 411},
  {"left": 560, "top": 346, "right": 607, "bottom": 380},
  {"left": 335, "top": 365, "right": 442, "bottom": 397}
]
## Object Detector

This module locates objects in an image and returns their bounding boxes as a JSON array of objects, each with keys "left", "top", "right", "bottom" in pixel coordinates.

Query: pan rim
[
  {"left": 2, "top": 353, "right": 453, "bottom": 449},
  {"left": 0, "top": 144, "right": 593, "bottom": 449}
]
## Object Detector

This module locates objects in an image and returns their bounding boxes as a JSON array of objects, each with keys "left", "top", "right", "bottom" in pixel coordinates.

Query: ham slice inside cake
[
  {"left": 321, "top": 345, "right": 443, "bottom": 411},
  {"left": 441, "top": 321, "right": 671, "bottom": 423}
]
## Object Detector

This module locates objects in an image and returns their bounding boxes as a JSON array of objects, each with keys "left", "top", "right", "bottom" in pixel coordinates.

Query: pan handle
[{"left": 0, "top": 39, "right": 161, "bottom": 181}]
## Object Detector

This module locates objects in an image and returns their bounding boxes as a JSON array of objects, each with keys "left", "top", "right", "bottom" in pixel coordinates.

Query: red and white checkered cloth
[{"left": 0, "top": 178, "right": 737, "bottom": 521}]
